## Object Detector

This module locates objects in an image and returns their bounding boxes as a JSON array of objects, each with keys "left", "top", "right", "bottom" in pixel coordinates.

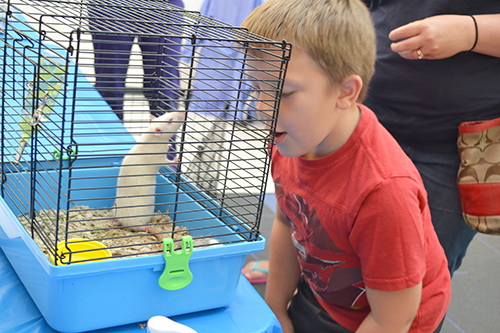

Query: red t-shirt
[{"left": 271, "top": 104, "right": 451, "bottom": 332}]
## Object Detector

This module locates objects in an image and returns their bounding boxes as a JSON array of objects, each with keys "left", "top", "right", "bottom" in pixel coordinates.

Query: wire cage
[
  {"left": 0, "top": 0, "right": 290, "bottom": 331},
  {"left": 1, "top": 0, "right": 290, "bottom": 262}
]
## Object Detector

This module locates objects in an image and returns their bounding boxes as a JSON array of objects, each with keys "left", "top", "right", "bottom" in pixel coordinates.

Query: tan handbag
[{"left": 457, "top": 117, "right": 500, "bottom": 235}]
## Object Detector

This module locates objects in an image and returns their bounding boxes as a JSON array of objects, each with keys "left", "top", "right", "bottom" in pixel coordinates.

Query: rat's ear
[
  {"left": 337, "top": 75, "right": 363, "bottom": 110},
  {"left": 150, "top": 114, "right": 156, "bottom": 121}
]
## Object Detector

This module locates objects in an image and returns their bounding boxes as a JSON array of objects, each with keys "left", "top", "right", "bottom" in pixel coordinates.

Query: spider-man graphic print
[{"left": 275, "top": 178, "right": 368, "bottom": 309}]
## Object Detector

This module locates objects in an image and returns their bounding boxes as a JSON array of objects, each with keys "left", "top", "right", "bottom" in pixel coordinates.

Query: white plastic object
[{"left": 147, "top": 316, "right": 198, "bottom": 333}]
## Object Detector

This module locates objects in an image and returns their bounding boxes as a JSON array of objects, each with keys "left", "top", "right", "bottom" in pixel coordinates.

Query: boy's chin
[{"left": 275, "top": 145, "right": 303, "bottom": 159}]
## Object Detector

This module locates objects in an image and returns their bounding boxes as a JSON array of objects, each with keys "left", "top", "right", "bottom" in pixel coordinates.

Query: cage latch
[{"left": 158, "top": 236, "right": 193, "bottom": 290}]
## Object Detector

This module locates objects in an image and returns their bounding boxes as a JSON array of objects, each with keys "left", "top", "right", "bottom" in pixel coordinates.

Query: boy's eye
[{"left": 281, "top": 91, "right": 294, "bottom": 98}]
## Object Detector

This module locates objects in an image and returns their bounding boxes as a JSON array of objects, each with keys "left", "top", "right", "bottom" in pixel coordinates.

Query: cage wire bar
[{"left": 0, "top": 0, "right": 290, "bottom": 264}]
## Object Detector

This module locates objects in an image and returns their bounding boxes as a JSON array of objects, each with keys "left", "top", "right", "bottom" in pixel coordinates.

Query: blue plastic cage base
[{"left": 0, "top": 164, "right": 265, "bottom": 333}]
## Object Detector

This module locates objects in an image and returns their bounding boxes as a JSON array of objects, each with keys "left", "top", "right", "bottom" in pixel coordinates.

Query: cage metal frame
[{"left": 1, "top": 0, "right": 291, "bottom": 265}]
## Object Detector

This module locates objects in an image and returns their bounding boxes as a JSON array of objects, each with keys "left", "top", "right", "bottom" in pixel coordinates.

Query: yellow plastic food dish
[{"left": 50, "top": 238, "right": 112, "bottom": 265}]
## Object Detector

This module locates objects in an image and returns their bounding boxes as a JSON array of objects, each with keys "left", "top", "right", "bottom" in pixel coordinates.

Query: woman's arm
[
  {"left": 265, "top": 202, "right": 302, "bottom": 333},
  {"left": 356, "top": 282, "right": 422, "bottom": 333},
  {"left": 472, "top": 14, "right": 500, "bottom": 57},
  {"left": 389, "top": 14, "right": 500, "bottom": 60}
]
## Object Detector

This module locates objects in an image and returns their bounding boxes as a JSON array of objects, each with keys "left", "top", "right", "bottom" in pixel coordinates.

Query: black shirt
[{"left": 362, "top": 0, "right": 500, "bottom": 152}]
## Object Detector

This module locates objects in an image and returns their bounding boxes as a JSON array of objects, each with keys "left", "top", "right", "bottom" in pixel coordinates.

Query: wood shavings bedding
[{"left": 19, "top": 205, "right": 190, "bottom": 261}]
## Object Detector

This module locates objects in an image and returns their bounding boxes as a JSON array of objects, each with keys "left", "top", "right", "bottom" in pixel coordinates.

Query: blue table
[{"left": 0, "top": 248, "right": 281, "bottom": 333}]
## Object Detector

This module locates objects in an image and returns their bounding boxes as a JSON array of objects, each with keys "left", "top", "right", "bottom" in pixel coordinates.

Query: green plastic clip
[
  {"left": 53, "top": 148, "right": 77, "bottom": 160},
  {"left": 158, "top": 236, "right": 193, "bottom": 290}
]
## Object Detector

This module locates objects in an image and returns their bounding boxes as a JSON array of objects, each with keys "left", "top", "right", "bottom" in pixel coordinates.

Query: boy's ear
[{"left": 337, "top": 75, "right": 363, "bottom": 110}]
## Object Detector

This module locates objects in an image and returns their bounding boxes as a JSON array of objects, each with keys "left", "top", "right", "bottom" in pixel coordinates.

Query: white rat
[{"left": 114, "top": 111, "right": 184, "bottom": 241}]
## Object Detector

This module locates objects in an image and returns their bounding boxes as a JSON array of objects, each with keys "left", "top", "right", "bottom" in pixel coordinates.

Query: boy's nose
[{"left": 254, "top": 106, "right": 275, "bottom": 130}]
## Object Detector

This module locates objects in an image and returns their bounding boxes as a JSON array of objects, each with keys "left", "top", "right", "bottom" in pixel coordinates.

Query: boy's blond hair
[{"left": 242, "top": 0, "right": 375, "bottom": 101}]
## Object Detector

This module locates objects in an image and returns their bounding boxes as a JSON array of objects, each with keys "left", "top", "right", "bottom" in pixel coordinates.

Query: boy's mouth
[{"left": 273, "top": 131, "right": 286, "bottom": 144}]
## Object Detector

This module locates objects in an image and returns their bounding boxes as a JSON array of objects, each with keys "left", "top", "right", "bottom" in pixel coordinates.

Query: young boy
[{"left": 242, "top": 1, "right": 451, "bottom": 332}]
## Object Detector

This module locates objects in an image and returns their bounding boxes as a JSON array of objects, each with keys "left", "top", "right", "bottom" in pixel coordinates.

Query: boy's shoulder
[{"left": 355, "top": 104, "right": 423, "bottom": 181}]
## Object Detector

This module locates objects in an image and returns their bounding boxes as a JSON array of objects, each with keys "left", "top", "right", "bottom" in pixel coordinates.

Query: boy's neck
[{"left": 301, "top": 104, "right": 361, "bottom": 160}]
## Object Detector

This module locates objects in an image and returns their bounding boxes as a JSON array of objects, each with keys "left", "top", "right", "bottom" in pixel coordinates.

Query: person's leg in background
[
  {"left": 88, "top": 0, "right": 135, "bottom": 121},
  {"left": 139, "top": 36, "right": 182, "bottom": 116},
  {"left": 140, "top": 0, "right": 184, "bottom": 161},
  {"left": 140, "top": 0, "right": 184, "bottom": 117},
  {"left": 92, "top": 34, "right": 133, "bottom": 120},
  {"left": 399, "top": 144, "right": 477, "bottom": 276}
]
